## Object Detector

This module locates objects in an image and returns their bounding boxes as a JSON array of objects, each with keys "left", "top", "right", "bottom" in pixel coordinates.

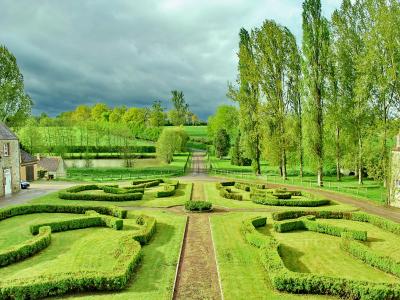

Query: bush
[
  {"left": 0, "top": 204, "right": 127, "bottom": 220},
  {"left": 234, "top": 182, "right": 250, "bottom": 192},
  {"left": 132, "top": 215, "right": 157, "bottom": 244},
  {"left": 59, "top": 185, "right": 143, "bottom": 202},
  {"left": 272, "top": 192, "right": 292, "bottom": 199},
  {"left": 156, "top": 184, "right": 177, "bottom": 198},
  {"left": 132, "top": 180, "right": 162, "bottom": 188},
  {"left": 184, "top": 201, "right": 212, "bottom": 212},
  {"left": 272, "top": 210, "right": 348, "bottom": 221},
  {"left": 241, "top": 216, "right": 400, "bottom": 299},
  {"left": 0, "top": 234, "right": 143, "bottom": 299},
  {"left": 252, "top": 195, "right": 329, "bottom": 207},
  {"left": 102, "top": 186, "right": 144, "bottom": 194},
  {"left": 219, "top": 187, "right": 243, "bottom": 201},
  {"left": 216, "top": 181, "right": 235, "bottom": 189},
  {"left": 30, "top": 211, "right": 124, "bottom": 235},
  {"left": 0, "top": 226, "right": 51, "bottom": 267},
  {"left": 341, "top": 236, "right": 400, "bottom": 278}
]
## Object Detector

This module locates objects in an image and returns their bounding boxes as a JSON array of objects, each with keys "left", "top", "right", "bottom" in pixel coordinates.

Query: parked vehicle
[{"left": 20, "top": 181, "right": 30, "bottom": 189}]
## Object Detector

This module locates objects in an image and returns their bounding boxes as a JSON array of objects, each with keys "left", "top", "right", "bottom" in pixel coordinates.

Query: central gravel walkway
[{"left": 173, "top": 153, "right": 222, "bottom": 300}]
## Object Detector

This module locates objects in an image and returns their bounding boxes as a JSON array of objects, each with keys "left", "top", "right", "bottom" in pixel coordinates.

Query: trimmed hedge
[
  {"left": 241, "top": 216, "right": 400, "bottom": 299},
  {"left": 252, "top": 195, "right": 329, "bottom": 207},
  {"left": 272, "top": 210, "right": 348, "bottom": 221},
  {"left": 102, "top": 186, "right": 144, "bottom": 194},
  {"left": 0, "top": 234, "right": 143, "bottom": 299},
  {"left": 132, "top": 179, "right": 162, "bottom": 189},
  {"left": 132, "top": 215, "right": 157, "bottom": 244},
  {"left": 234, "top": 182, "right": 250, "bottom": 192},
  {"left": 272, "top": 192, "right": 292, "bottom": 199},
  {"left": 156, "top": 185, "right": 177, "bottom": 198},
  {"left": 30, "top": 211, "right": 123, "bottom": 235},
  {"left": 241, "top": 216, "right": 267, "bottom": 248},
  {"left": 0, "top": 226, "right": 51, "bottom": 267},
  {"left": 216, "top": 181, "right": 235, "bottom": 188},
  {"left": 341, "top": 235, "right": 400, "bottom": 278},
  {"left": 59, "top": 185, "right": 143, "bottom": 202},
  {"left": 273, "top": 216, "right": 367, "bottom": 241},
  {"left": 60, "top": 145, "right": 156, "bottom": 153},
  {"left": 0, "top": 214, "right": 156, "bottom": 299},
  {"left": 0, "top": 204, "right": 127, "bottom": 220},
  {"left": 219, "top": 187, "right": 243, "bottom": 201},
  {"left": 184, "top": 201, "right": 212, "bottom": 212}
]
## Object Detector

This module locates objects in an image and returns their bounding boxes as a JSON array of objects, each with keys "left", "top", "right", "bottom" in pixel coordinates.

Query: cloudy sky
[{"left": 0, "top": 0, "right": 341, "bottom": 119}]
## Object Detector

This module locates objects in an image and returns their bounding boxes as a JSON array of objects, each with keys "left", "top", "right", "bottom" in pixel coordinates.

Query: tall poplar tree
[
  {"left": 302, "top": 0, "right": 330, "bottom": 186},
  {"left": 252, "top": 20, "right": 302, "bottom": 179},
  {"left": 229, "top": 28, "right": 262, "bottom": 175}
]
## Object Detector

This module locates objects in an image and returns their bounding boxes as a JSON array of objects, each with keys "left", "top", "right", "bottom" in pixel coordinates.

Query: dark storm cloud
[{"left": 0, "top": 0, "right": 340, "bottom": 119}]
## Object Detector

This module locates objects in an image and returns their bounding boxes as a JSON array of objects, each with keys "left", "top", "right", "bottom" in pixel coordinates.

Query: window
[{"left": 3, "top": 143, "right": 10, "bottom": 157}]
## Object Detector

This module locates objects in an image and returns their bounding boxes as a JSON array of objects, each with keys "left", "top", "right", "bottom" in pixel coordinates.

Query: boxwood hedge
[
  {"left": 184, "top": 201, "right": 212, "bottom": 212},
  {"left": 241, "top": 216, "right": 400, "bottom": 299},
  {"left": 59, "top": 185, "right": 143, "bottom": 202},
  {"left": 0, "top": 215, "right": 156, "bottom": 299}
]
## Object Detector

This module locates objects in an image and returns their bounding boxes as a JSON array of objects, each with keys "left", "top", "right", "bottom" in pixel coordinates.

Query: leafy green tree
[
  {"left": 0, "top": 45, "right": 32, "bottom": 125},
  {"left": 302, "top": 0, "right": 330, "bottom": 186},
  {"left": 149, "top": 100, "right": 166, "bottom": 127},
  {"left": 214, "top": 129, "right": 230, "bottom": 159},
  {"left": 252, "top": 20, "right": 302, "bottom": 179},
  {"left": 109, "top": 106, "right": 127, "bottom": 123},
  {"left": 156, "top": 128, "right": 183, "bottom": 163},
  {"left": 231, "top": 131, "right": 251, "bottom": 166},
  {"left": 207, "top": 105, "right": 239, "bottom": 142},
  {"left": 122, "top": 107, "right": 147, "bottom": 127},
  {"left": 18, "top": 117, "right": 43, "bottom": 154},
  {"left": 91, "top": 103, "right": 110, "bottom": 121},
  {"left": 229, "top": 28, "right": 262, "bottom": 175},
  {"left": 169, "top": 90, "right": 188, "bottom": 125}
]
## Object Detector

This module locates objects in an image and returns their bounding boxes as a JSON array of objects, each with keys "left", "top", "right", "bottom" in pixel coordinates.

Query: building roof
[
  {"left": 21, "top": 149, "right": 38, "bottom": 164},
  {"left": 38, "top": 157, "right": 61, "bottom": 172},
  {"left": 0, "top": 123, "right": 18, "bottom": 140}
]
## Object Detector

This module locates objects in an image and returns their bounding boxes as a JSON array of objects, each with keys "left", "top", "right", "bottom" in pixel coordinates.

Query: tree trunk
[
  {"left": 316, "top": 87, "right": 324, "bottom": 187},
  {"left": 335, "top": 126, "right": 341, "bottom": 181},
  {"left": 358, "top": 135, "right": 363, "bottom": 185},
  {"left": 282, "top": 149, "right": 287, "bottom": 180}
]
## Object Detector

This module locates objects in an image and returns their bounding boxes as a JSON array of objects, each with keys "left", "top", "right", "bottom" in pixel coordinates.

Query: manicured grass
[
  {"left": 30, "top": 182, "right": 192, "bottom": 207},
  {"left": 0, "top": 213, "right": 140, "bottom": 280},
  {"left": 211, "top": 213, "right": 331, "bottom": 299},
  {"left": 204, "top": 182, "right": 356, "bottom": 211},
  {"left": 64, "top": 210, "right": 186, "bottom": 300},
  {"left": 182, "top": 126, "right": 208, "bottom": 138},
  {"left": 212, "top": 212, "right": 400, "bottom": 299}
]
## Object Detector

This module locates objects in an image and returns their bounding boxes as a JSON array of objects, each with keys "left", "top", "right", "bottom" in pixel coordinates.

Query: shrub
[
  {"left": 0, "top": 226, "right": 51, "bottom": 267},
  {"left": 272, "top": 210, "right": 348, "bottom": 221},
  {"left": 241, "top": 216, "right": 400, "bottom": 299},
  {"left": 272, "top": 192, "right": 292, "bottom": 199},
  {"left": 156, "top": 184, "right": 177, "bottom": 198},
  {"left": 252, "top": 195, "right": 329, "bottom": 207},
  {"left": 132, "top": 215, "right": 157, "bottom": 244},
  {"left": 184, "top": 201, "right": 212, "bottom": 212},
  {"left": 0, "top": 234, "right": 143, "bottom": 299},
  {"left": 0, "top": 204, "right": 127, "bottom": 220},
  {"left": 241, "top": 216, "right": 267, "bottom": 248},
  {"left": 216, "top": 181, "right": 235, "bottom": 189},
  {"left": 102, "top": 186, "right": 144, "bottom": 194},
  {"left": 219, "top": 187, "right": 243, "bottom": 201},
  {"left": 132, "top": 180, "right": 161, "bottom": 189},
  {"left": 341, "top": 236, "right": 400, "bottom": 278},
  {"left": 59, "top": 185, "right": 143, "bottom": 202},
  {"left": 234, "top": 182, "right": 250, "bottom": 192}
]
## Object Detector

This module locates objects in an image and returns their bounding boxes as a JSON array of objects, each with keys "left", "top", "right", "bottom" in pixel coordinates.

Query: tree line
[{"left": 210, "top": 0, "right": 400, "bottom": 193}]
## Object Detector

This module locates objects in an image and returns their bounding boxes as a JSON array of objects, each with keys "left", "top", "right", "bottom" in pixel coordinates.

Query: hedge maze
[
  {"left": 0, "top": 204, "right": 156, "bottom": 299},
  {"left": 59, "top": 178, "right": 180, "bottom": 202},
  {"left": 241, "top": 211, "right": 400, "bottom": 299},
  {"left": 216, "top": 181, "right": 330, "bottom": 207}
]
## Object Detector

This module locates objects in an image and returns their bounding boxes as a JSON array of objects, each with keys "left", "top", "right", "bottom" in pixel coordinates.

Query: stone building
[
  {"left": 20, "top": 149, "right": 38, "bottom": 181},
  {"left": 38, "top": 156, "right": 66, "bottom": 179},
  {"left": 0, "top": 123, "right": 21, "bottom": 196}
]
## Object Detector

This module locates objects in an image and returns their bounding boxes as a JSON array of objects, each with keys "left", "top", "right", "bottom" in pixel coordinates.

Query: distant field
[{"left": 183, "top": 125, "right": 208, "bottom": 138}]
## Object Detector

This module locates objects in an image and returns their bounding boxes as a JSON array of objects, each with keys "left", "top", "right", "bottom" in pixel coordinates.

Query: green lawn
[
  {"left": 182, "top": 125, "right": 208, "bottom": 138},
  {"left": 211, "top": 213, "right": 333, "bottom": 300},
  {"left": 0, "top": 208, "right": 186, "bottom": 300},
  {"left": 204, "top": 182, "right": 356, "bottom": 211},
  {"left": 31, "top": 182, "right": 193, "bottom": 208},
  {"left": 59, "top": 210, "right": 187, "bottom": 300},
  {"left": 211, "top": 212, "right": 400, "bottom": 299}
]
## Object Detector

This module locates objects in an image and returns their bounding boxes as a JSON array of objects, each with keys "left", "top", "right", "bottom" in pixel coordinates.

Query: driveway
[{"left": 0, "top": 181, "right": 75, "bottom": 208}]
